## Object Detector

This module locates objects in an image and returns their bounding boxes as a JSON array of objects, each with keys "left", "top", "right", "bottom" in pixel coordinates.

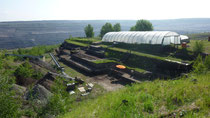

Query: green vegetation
[
  {"left": 91, "top": 59, "right": 117, "bottom": 64},
  {"left": 193, "top": 55, "right": 210, "bottom": 74},
  {"left": 13, "top": 45, "right": 58, "bottom": 56},
  {"left": 188, "top": 40, "right": 210, "bottom": 54},
  {"left": 65, "top": 37, "right": 191, "bottom": 62},
  {"left": 84, "top": 24, "right": 94, "bottom": 38},
  {"left": 65, "top": 37, "right": 195, "bottom": 74},
  {"left": 14, "top": 61, "right": 43, "bottom": 79},
  {"left": 100, "top": 22, "right": 122, "bottom": 37},
  {"left": 113, "top": 23, "right": 121, "bottom": 32},
  {"left": 204, "top": 55, "right": 210, "bottom": 69},
  {"left": 0, "top": 45, "right": 60, "bottom": 118},
  {"left": 187, "top": 32, "right": 210, "bottom": 40},
  {"left": 65, "top": 37, "right": 101, "bottom": 47},
  {"left": 0, "top": 74, "right": 21, "bottom": 118},
  {"left": 37, "top": 77, "right": 71, "bottom": 117},
  {"left": 62, "top": 70, "right": 210, "bottom": 117},
  {"left": 0, "top": 51, "right": 21, "bottom": 118},
  {"left": 1, "top": 35, "right": 210, "bottom": 117},
  {"left": 100, "top": 23, "right": 114, "bottom": 37},
  {"left": 192, "top": 41, "right": 205, "bottom": 55},
  {"left": 130, "top": 19, "right": 153, "bottom": 31}
]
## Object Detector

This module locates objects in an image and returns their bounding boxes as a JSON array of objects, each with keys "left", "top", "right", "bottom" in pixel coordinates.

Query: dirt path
[{"left": 87, "top": 74, "right": 124, "bottom": 91}]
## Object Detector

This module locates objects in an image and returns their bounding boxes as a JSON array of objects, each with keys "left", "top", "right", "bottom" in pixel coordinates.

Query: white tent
[
  {"left": 180, "top": 35, "right": 190, "bottom": 43},
  {"left": 102, "top": 31, "right": 181, "bottom": 45}
]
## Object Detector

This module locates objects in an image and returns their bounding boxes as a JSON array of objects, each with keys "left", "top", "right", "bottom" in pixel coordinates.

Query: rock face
[
  {"left": 37, "top": 72, "right": 56, "bottom": 91},
  {"left": 40, "top": 79, "right": 54, "bottom": 91},
  {"left": 11, "top": 84, "right": 27, "bottom": 96},
  {"left": 25, "top": 84, "right": 53, "bottom": 105}
]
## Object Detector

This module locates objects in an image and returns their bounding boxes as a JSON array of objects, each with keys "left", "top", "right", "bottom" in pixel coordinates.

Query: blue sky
[{"left": 0, "top": 0, "right": 210, "bottom": 21}]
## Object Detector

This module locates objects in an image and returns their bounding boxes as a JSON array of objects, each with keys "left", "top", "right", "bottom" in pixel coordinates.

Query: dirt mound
[{"left": 16, "top": 77, "right": 38, "bottom": 87}]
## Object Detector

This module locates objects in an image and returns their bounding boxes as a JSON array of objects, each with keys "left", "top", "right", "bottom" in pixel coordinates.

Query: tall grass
[{"left": 61, "top": 72, "right": 210, "bottom": 118}]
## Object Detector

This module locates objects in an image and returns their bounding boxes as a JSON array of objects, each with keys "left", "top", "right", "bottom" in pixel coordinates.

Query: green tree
[
  {"left": 130, "top": 26, "right": 136, "bottom": 31},
  {"left": 113, "top": 23, "right": 121, "bottom": 32},
  {"left": 100, "top": 23, "right": 114, "bottom": 37},
  {"left": 130, "top": 19, "right": 153, "bottom": 31},
  {"left": 84, "top": 24, "right": 94, "bottom": 38}
]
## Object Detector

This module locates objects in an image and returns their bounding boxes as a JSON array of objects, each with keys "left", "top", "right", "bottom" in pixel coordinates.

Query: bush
[
  {"left": 143, "top": 100, "right": 154, "bottom": 113},
  {"left": 192, "top": 41, "right": 205, "bottom": 55},
  {"left": 204, "top": 55, "right": 210, "bottom": 70},
  {"left": 193, "top": 55, "right": 206, "bottom": 74},
  {"left": 0, "top": 75, "right": 21, "bottom": 118},
  {"left": 14, "top": 61, "right": 43, "bottom": 79},
  {"left": 14, "top": 61, "right": 34, "bottom": 78},
  {"left": 37, "top": 77, "right": 70, "bottom": 117},
  {"left": 13, "top": 45, "right": 58, "bottom": 56},
  {"left": 38, "top": 94, "right": 66, "bottom": 117}
]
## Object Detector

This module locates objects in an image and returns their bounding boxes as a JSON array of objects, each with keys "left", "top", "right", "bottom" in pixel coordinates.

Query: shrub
[
  {"left": 32, "top": 71, "right": 44, "bottom": 80},
  {"left": 13, "top": 45, "right": 58, "bottom": 56},
  {"left": 193, "top": 55, "right": 206, "bottom": 74},
  {"left": 192, "top": 41, "right": 205, "bottom": 55},
  {"left": 143, "top": 100, "right": 154, "bottom": 113},
  {"left": 14, "top": 61, "right": 43, "bottom": 79},
  {"left": 38, "top": 94, "right": 66, "bottom": 117},
  {"left": 204, "top": 55, "right": 210, "bottom": 70},
  {"left": 0, "top": 75, "right": 21, "bottom": 118},
  {"left": 14, "top": 61, "right": 34, "bottom": 78},
  {"left": 37, "top": 77, "right": 70, "bottom": 117}
]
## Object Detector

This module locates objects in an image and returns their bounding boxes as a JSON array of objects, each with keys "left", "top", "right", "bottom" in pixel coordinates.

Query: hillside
[
  {"left": 0, "top": 35, "right": 210, "bottom": 118},
  {"left": 1, "top": 18, "right": 210, "bottom": 49},
  {"left": 61, "top": 72, "right": 210, "bottom": 118}
]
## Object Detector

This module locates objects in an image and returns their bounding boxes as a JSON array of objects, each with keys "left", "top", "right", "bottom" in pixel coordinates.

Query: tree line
[{"left": 84, "top": 19, "right": 153, "bottom": 38}]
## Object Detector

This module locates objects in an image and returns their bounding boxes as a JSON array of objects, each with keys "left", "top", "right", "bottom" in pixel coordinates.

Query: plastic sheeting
[{"left": 102, "top": 31, "right": 181, "bottom": 45}]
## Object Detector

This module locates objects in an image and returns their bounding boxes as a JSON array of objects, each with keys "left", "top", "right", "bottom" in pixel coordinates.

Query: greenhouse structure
[{"left": 102, "top": 31, "right": 182, "bottom": 45}]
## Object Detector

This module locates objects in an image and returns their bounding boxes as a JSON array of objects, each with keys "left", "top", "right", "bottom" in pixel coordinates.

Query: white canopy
[
  {"left": 102, "top": 31, "right": 181, "bottom": 45},
  {"left": 180, "top": 35, "right": 189, "bottom": 40}
]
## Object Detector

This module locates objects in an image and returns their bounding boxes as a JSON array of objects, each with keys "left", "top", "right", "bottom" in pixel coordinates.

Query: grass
[
  {"left": 65, "top": 37, "right": 191, "bottom": 62},
  {"left": 65, "top": 37, "right": 196, "bottom": 74},
  {"left": 91, "top": 59, "right": 117, "bottom": 64},
  {"left": 187, "top": 32, "right": 210, "bottom": 40},
  {"left": 188, "top": 40, "right": 210, "bottom": 54},
  {"left": 65, "top": 37, "right": 101, "bottom": 47},
  {"left": 92, "top": 59, "right": 146, "bottom": 73},
  {"left": 61, "top": 71, "right": 210, "bottom": 118},
  {"left": 59, "top": 61, "right": 88, "bottom": 79}
]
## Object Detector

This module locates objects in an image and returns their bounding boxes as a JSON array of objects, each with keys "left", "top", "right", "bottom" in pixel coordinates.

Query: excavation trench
[{"left": 56, "top": 42, "right": 192, "bottom": 90}]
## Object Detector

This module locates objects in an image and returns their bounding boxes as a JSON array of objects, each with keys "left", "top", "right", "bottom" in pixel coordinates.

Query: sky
[{"left": 0, "top": 0, "right": 210, "bottom": 21}]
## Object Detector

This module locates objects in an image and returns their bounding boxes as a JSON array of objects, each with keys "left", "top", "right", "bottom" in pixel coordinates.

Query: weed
[{"left": 192, "top": 41, "right": 205, "bottom": 55}]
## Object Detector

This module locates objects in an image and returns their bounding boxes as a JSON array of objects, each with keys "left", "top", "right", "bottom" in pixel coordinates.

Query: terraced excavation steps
[
  {"left": 57, "top": 50, "right": 171, "bottom": 83},
  {"left": 57, "top": 39, "right": 193, "bottom": 83},
  {"left": 59, "top": 55, "right": 109, "bottom": 74},
  {"left": 64, "top": 39, "right": 192, "bottom": 64},
  {"left": 65, "top": 41, "right": 191, "bottom": 74}
]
